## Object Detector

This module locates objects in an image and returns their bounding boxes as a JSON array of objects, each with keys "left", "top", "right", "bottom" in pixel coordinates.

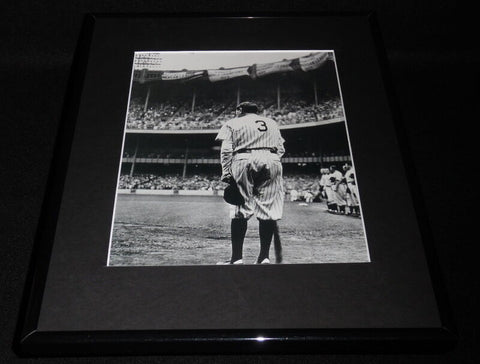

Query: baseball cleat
[
  {"left": 256, "top": 258, "right": 270, "bottom": 264},
  {"left": 216, "top": 259, "right": 243, "bottom": 265}
]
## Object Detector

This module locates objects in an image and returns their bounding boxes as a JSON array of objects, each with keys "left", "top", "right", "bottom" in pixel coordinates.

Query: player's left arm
[{"left": 275, "top": 128, "right": 286, "bottom": 158}]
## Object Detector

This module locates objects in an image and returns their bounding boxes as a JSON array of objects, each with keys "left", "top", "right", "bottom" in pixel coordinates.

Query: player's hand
[{"left": 221, "top": 174, "right": 234, "bottom": 184}]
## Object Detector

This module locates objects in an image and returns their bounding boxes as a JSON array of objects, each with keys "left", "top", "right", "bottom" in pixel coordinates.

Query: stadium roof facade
[{"left": 133, "top": 52, "right": 334, "bottom": 84}]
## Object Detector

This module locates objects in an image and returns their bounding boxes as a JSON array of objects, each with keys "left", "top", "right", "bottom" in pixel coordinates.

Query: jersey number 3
[{"left": 255, "top": 120, "right": 268, "bottom": 132}]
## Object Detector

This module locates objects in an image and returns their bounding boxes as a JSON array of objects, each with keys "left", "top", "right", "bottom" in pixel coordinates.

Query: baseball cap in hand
[{"left": 223, "top": 182, "right": 245, "bottom": 205}]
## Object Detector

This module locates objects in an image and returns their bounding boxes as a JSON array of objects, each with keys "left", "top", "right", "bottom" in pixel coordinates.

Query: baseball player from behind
[{"left": 215, "top": 101, "right": 285, "bottom": 264}]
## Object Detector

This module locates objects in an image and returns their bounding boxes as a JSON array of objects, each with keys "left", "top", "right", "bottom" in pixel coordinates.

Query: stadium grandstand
[{"left": 119, "top": 51, "right": 352, "bottom": 196}]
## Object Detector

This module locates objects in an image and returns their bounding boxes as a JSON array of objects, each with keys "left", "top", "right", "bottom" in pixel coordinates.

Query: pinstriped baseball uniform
[
  {"left": 324, "top": 173, "right": 335, "bottom": 204},
  {"left": 330, "top": 169, "right": 347, "bottom": 206},
  {"left": 215, "top": 113, "right": 285, "bottom": 220},
  {"left": 345, "top": 167, "right": 359, "bottom": 206}
]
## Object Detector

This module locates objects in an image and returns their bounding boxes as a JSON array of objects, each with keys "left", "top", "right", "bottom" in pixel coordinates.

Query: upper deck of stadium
[{"left": 126, "top": 51, "right": 345, "bottom": 133}]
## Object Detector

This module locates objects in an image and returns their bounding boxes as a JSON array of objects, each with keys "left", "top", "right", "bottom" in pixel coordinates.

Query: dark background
[{"left": 0, "top": 1, "right": 477, "bottom": 363}]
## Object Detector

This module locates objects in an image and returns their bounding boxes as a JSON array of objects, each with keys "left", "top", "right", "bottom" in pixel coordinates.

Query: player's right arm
[
  {"left": 215, "top": 124, "right": 234, "bottom": 182},
  {"left": 220, "top": 139, "right": 233, "bottom": 181}
]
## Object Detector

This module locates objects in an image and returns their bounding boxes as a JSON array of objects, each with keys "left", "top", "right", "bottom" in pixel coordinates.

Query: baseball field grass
[{"left": 108, "top": 194, "right": 369, "bottom": 266}]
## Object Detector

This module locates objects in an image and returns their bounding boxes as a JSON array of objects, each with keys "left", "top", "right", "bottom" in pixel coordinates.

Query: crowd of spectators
[
  {"left": 123, "top": 151, "right": 336, "bottom": 159},
  {"left": 126, "top": 96, "right": 343, "bottom": 131},
  {"left": 127, "top": 98, "right": 180, "bottom": 130},
  {"left": 166, "top": 99, "right": 229, "bottom": 130},
  {"left": 123, "top": 150, "right": 219, "bottom": 159},
  {"left": 119, "top": 173, "right": 321, "bottom": 196},
  {"left": 261, "top": 96, "right": 343, "bottom": 125},
  {"left": 118, "top": 174, "right": 227, "bottom": 191},
  {"left": 283, "top": 174, "right": 321, "bottom": 194},
  {"left": 315, "top": 98, "right": 344, "bottom": 120}
]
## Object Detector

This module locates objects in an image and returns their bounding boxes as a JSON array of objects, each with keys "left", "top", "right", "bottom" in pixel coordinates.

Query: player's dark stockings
[
  {"left": 231, "top": 218, "right": 247, "bottom": 262},
  {"left": 273, "top": 221, "right": 283, "bottom": 263},
  {"left": 258, "top": 219, "right": 275, "bottom": 263}
]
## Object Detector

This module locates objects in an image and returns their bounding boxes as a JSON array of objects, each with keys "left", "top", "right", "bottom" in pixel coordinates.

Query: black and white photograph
[{"left": 108, "top": 50, "right": 369, "bottom": 266}]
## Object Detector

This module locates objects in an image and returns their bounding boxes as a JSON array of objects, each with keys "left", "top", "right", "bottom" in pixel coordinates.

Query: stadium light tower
[
  {"left": 134, "top": 53, "right": 163, "bottom": 70},
  {"left": 133, "top": 53, "right": 164, "bottom": 112}
]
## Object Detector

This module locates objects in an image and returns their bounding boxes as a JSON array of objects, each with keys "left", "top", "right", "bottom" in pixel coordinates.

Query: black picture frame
[{"left": 15, "top": 13, "right": 456, "bottom": 356}]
